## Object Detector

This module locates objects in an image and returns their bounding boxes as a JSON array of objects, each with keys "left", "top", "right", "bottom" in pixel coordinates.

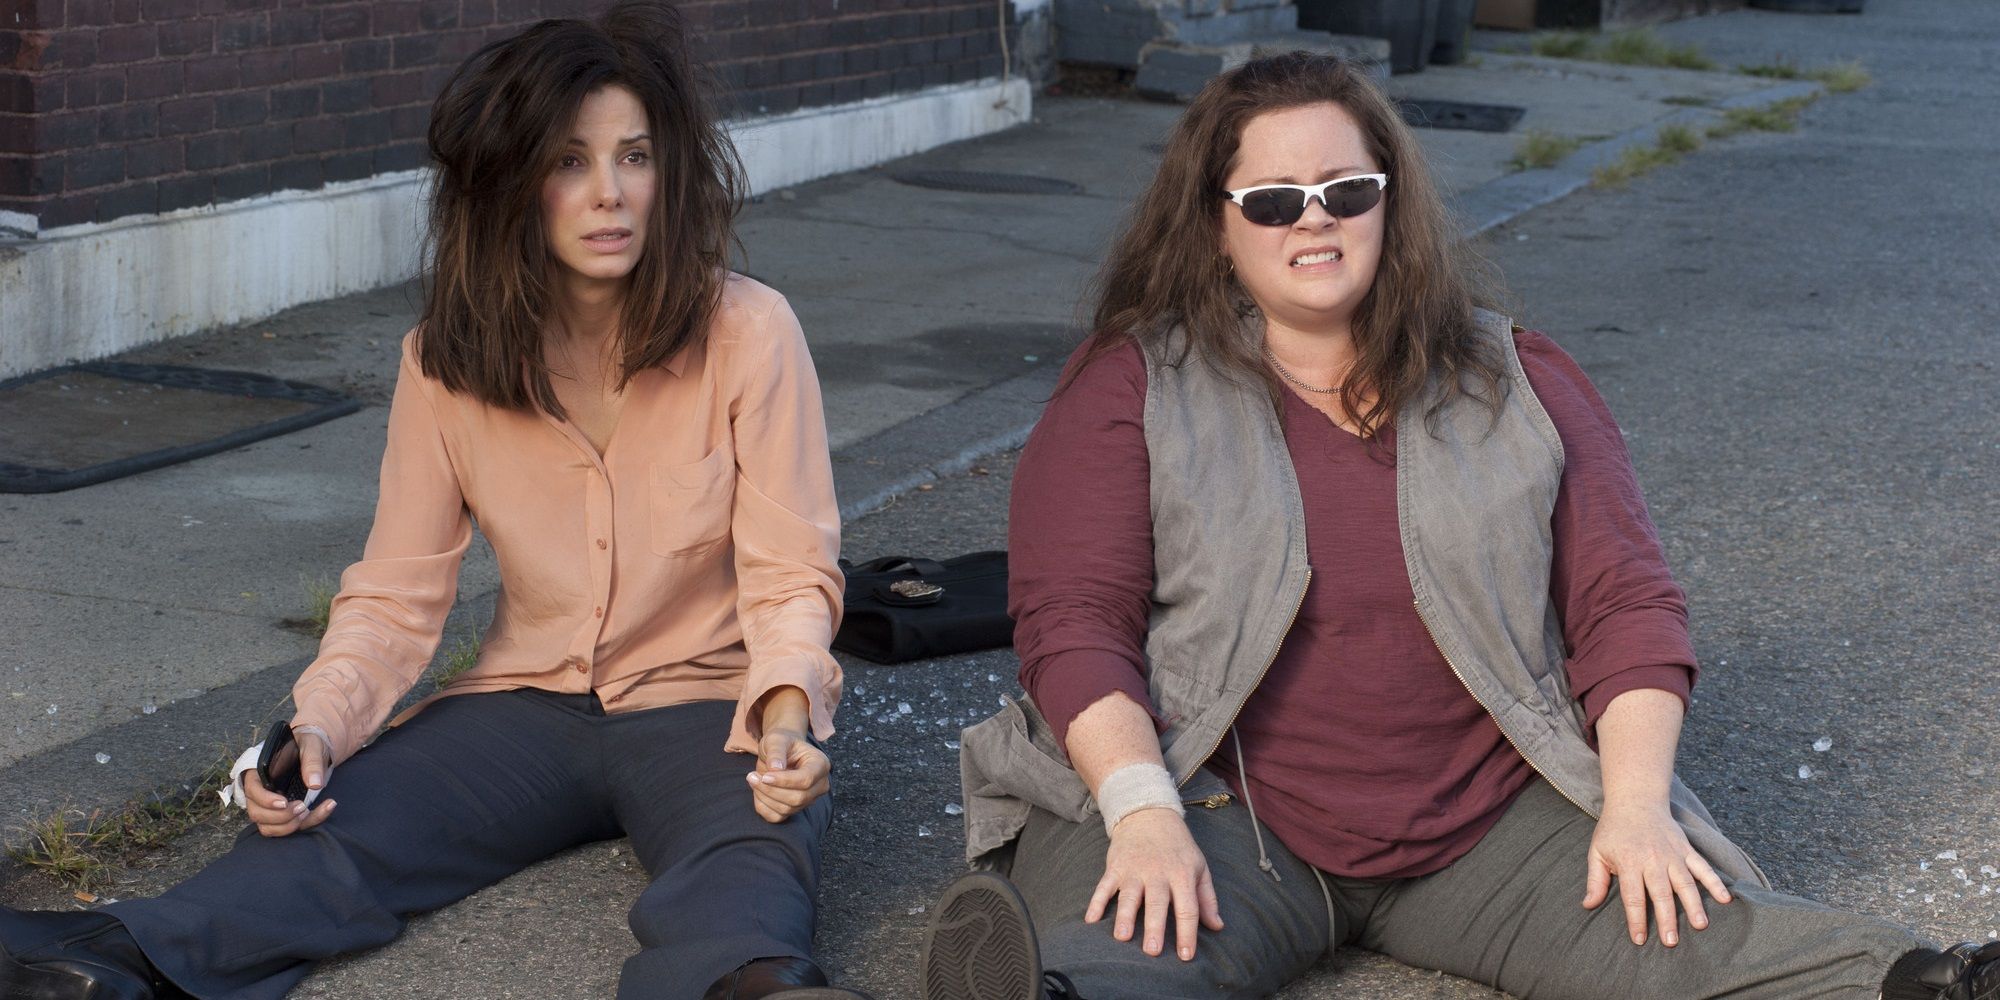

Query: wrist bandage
[{"left": 1095, "top": 762, "right": 1184, "bottom": 836}]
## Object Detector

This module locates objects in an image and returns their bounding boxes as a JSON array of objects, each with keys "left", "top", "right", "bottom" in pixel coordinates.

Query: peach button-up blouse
[{"left": 292, "top": 276, "right": 843, "bottom": 765}]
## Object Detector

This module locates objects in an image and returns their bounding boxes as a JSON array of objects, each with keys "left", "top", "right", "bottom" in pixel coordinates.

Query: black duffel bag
[{"left": 833, "top": 552, "right": 1013, "bottom": 664}]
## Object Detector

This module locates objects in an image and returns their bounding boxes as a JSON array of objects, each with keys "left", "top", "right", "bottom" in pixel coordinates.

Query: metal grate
[
  {"left": 1396, "top": 99, "right": 1527, "bottom": 133},
  {"left": 889, "top": 170, "right": 1083, "bottom": 195}
]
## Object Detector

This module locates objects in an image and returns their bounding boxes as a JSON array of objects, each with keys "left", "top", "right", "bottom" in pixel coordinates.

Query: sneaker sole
[
  {"left": 920, "top": 871, "right": 1042, "bottom": 1000},
  {"left": 0, "top": 949, "right": 132, "bottom": 1000}
]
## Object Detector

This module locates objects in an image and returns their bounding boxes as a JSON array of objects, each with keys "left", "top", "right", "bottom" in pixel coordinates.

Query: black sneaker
[
  {"left": 0, "top": 909, "right": 157, "bottom": 1000},
  {"left": 1885, "top": 941, "right": 2000, "bottom": 1000},
  {"left": 921, "top": 871, "right": 1057, "bottom": 1000}
]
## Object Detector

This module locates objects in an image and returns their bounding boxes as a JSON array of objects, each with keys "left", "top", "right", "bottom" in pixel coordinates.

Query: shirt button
[
  {"left": 608, "top": 692, "right": 626, "bottom": 705},
  {"left": 593, "top": 606, "right": 603, "bottom": 618},
  {"left": 568, "top": 657, "right": 587, "bottom": 673},
  {"left": 596, "top": 538, "right": 607, "bottom": 550}
]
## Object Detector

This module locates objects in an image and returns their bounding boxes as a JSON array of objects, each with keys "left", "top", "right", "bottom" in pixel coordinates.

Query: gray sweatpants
[{"left": 1007, "top": 778, "right": 1922, "bottom": 999}]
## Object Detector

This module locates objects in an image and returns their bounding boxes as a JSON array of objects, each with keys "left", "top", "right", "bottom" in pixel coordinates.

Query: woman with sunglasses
[
  {"left": 919, "top": 52, "right": 1994, "bottom": 1000},
  {"left": 0, "top": 5, "right": 872, "bottom": 1000}
]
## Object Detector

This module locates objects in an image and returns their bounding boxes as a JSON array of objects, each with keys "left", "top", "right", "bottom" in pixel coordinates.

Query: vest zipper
[
  {"left": 1181, "top": 792, "right": 1233, "bottom": 809},
  {"left": 1412, "top": 598, "right": 1597, "bottom": 818},
  {"left": 1174, "top": 568, "right": 1313, "bottom": 789}
]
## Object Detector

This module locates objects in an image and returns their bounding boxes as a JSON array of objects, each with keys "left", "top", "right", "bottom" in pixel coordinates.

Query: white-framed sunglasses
[{"left": 1221, "top": 173, "right": 1390, "bottom": 226}]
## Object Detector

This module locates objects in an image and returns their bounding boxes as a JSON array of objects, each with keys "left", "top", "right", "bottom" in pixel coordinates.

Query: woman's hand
[
  {"left": 747, "top": 726, "right": 830, "bottom": 822},
  {"left": 1086, "top": 807, "right": 1224, "bottom": 962},
  {"left": 746, "top": 685, "right": 829, "bottom": 823},
  {"left": 1583, "top": 801, "right": 1731, "bottom": 947},
  {"left": 242, "top": 730, "right": 336, "bottom": 838}
]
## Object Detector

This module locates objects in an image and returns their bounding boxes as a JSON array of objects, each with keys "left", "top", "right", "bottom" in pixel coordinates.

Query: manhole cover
[
  {"left": 1397, "top": 99, "right": 1526, "bottom": 133},
  {"left": 889, "top": 170, "right": 1082, "bottom": 195}
]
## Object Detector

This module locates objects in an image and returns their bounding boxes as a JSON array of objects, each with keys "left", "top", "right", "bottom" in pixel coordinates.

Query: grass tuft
[
  {"left": 302, "top": 574, "right": 336, "bottom": 637},
  {"left": 1599, "top": 29, "right": 1716, "bottom": 70},
  {"left": 1654, "top": 122, "right": 1703, "bottom": 154},
  {"left": 1507, "top": 129, "right": 1584, "bottom": 171},
  {"left": 1810, "top": 60, "right": 1870, "bottom": 93},
  {"left": 432, "top": 634, "right": 482, "bottom": 687},
  {"left": 1531, "top": 31, "right": 1592, "bottom": 59},
  {"left": 7, "top": 753, "right": 235, "bottom": 892},
  {"left": 1738, "top": 60, "right": 1803, "bottom": 80},
  {"left": 1661, "top": 95, "right": 1714, "bottom": 107},
  {"left": 1706, "top": 95, "right": 1817, "bottom": 139}
]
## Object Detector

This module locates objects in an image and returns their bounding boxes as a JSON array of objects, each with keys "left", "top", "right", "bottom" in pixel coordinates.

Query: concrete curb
[
  {"left": 1453, "top": 78, "right": 1827, "bottom": 235},
  {"left": 832, "top": 365, "right": 1063, "bottom": 522}
]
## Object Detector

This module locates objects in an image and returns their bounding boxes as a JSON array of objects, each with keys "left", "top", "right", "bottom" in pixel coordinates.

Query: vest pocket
[{"left": 649, "top": 447, "right": 735, "bottom": 557}]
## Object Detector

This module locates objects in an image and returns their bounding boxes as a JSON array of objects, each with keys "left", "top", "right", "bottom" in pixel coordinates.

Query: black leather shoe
[
  {"left": 921, "top": 871, "right": 1083, "bottom": 1000},
  {"left": 1886, "top": 942, "right": 2000, "bottom": 1000},
  {"left": 701, "top": 955, "right": 873, "bottom": 1000},
  {"left": 0, "top": 909, "right": 156, "bottom": 1000}
]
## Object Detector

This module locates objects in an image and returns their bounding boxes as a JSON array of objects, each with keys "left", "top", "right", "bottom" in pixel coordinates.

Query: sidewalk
[{"left": 8, "top": 4, "right": 1993, "bottom": 995}]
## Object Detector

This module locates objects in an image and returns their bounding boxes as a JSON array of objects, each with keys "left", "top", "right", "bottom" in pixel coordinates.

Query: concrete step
[{"left": 1135, "top": 32, "right": 1392, "bottom": 102}]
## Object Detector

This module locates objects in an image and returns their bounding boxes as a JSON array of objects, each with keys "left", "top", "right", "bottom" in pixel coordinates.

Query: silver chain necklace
[{"left": 1264, "top": 345, "right": 1343, "bottom": 395}]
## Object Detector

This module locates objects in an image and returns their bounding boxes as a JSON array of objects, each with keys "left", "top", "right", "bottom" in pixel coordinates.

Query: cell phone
[{"left": 255, "top": 718, "right": 311, "bottom": 803}]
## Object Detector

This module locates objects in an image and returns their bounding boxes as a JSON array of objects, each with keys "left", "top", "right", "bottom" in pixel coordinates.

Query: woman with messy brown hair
[
  {"left": 920, "top": 51, "right": 1994, "bottom": 1000},
  {"left": 0, "top": 4, "right": 871, "bottom": 1000}
]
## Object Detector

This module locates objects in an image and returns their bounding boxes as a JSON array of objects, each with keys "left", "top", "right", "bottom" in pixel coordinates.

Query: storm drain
[
  {"left": 889, "top": 170, "right": 1083, "bottom": 196},
  {"left": 1397, "top": 99, "right": 1526, "bottom": 133}
]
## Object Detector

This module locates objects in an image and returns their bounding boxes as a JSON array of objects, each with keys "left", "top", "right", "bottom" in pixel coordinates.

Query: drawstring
[{"left": 1230, "top": 729, "right": 1282, "bottom": 883}]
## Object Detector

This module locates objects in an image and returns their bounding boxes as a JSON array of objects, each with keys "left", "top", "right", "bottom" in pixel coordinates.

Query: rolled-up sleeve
[
  {"left": 292, "top": 336, "right": 471, "bottom": 765},
  {"left": 1521, "top": 331, "right": 1697, "bottom": 733},
  {"left": 1010, "top": 342, "right": 1163, "bottom": 752},
  {"left": 723, "top": 295, "right": 845, "bottom": 754}
]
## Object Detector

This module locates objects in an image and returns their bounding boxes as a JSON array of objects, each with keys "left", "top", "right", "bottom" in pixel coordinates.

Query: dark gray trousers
[
  {"left": 1008, "top": 778, "right": 1922, "bottom": 999},
  {"left": 108, "top": 691, "right": 829, "bottom": 1000}
]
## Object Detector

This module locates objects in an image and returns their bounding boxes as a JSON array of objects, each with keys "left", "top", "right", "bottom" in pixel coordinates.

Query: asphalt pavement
[{"left": 3, "top": 1, "right": 1998, "bottom": 996}]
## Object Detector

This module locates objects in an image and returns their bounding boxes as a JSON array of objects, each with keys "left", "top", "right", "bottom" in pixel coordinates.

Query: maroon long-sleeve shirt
[{"left": 1008, "top": 331, "right": 1696, "bottom": 879}]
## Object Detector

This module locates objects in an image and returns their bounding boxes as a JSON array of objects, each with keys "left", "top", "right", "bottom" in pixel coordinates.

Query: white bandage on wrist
[{"left": 1095, "top": 762, "right": 1184, "bottom": 836}]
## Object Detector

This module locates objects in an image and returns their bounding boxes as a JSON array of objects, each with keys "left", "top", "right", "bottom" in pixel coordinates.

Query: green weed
[
  {"left": 1706, "top": 95, "right": 1816, "bottom": 138},
  {"left": 1655, "top": 123, "right": 1703, "bottom": 154},
  {"left": 7, "top": 753, "right": 235, "bottom": 893},
  {"left": 1507, "top": 129, "right": 1584, "bottom": 171},
  {"left": 432, "top": 634, "right": 482, "bottom": 687},
  {"left": 1531, "top": 32, "right": 1593, "bottom": 59}
]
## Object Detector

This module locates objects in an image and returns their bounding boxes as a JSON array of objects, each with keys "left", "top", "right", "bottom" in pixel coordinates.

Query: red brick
[
  {"left": 47, "top": 29, "right": 95, "bottom": 68},
  {"left": 184, "top": 52, "right": 238, "bottom": 91},
  {"left": 140, "top": 0, "right": 198, "bottom": 19},
  {"left": 271, "top": 154, "right": 322, "bottom": 189},
  {"left": 391, "top": 31, "right": 437, "bottom": 66},
  {"left": 239, "top": 48, "right": 291, "bottom": 85},
  {"left": 0, "top": 113, "right": 30, "bottom": 153},
  {"left": 271, "top": 7, "right": 317, "bottom": 44},
  {"left": 123, "top": 136, "right": 183, "bottom": 178},
  {"left": 435, "top": 27, "right": 483, "bottom": 61},
  {"left": 320, "top": 147, "right": 369, "bottom": 181},
  {"left": 62, "top": 67, "right": 124, "bottom": 107},
  {"left": 111, "top": 0, "right": 142, "bottom": 22},
  {"left": 215, "top": 89, "right": 265, "bottom": 125},
  {"left": 340, "top": 36, "right": 387, "bottom": 72},
  {"left": 371, "top": 0, "right": 417, "bottom": 33},
  {"left": 373, "top": 140, "right": 424, "bottom": 172},
  {"left": 37, "top": 109, "right": 97, "bottom": 148},
  {"left": 158, "top": 95, "right": 214, "bottom": 134},
  {"left": 211, "top": 162, "right": 268, "bottom": 200},
  {"left": 319, "top": 76, "right": 366, "bottom": 112},
  {"left": 291, "top": 115, "right": 341, "bottom": 153},
  {"left": 460, "top": 0, "right": 493, "bottom": 26},
  {"left": 269, "top": 84, "right": 318, "bottom": 118},
  {"left": 157, "top": 18, "right": 214, "bottom": 55},
  {"left": 124, "top": 59, "right": 181, "bottom": 98},
  {"left": 64, "top": 0, "right": 115, "bottom": 28},
  {"left": 183, "top": 128, "right": 238, "bottom": 168},
  {"left": 42, "top": 191, "right": 98, "bottom": 227},
  {"left": 215, "top": 12, "right": 268, "bottom": 50},
  {"left": 318, "top": 3, "right": 366, "bottom": 38},
  {"left": 95, "top": 102, "right": 155, "bottom": 139},
  {"left": 95, "top": 22, "right": 154, "bottom": 62},
  {"left": 0, "top": 155, "right": 30, "bottom": 197},
  {"left": 389, "top": 102, "right": 426, "bottom": 138},
  {"left": 293, "top": 41, "right": 340, "bottom": 76},
  {"left": 416, "top": 0, "right": 456, "bottom": 29},
  {"left": 237, "top": 121, "right": 290, "bottom": 158},
  {"left": 158, "top": 174, "right": 212, "bottom": 212},
  {"left": 493, "top": 0, "right": 534, "bottom": 22},
  {"left": 63, "top": 146, "right": 123, "bottom": 188},
  {"left": 96, "top": 179, "right": 157, "bottom": 220},
  {"left": 369, "top": 69, "right": 423, "bottom": 105}
]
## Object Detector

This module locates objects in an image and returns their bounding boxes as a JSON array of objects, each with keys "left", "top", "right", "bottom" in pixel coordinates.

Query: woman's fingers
[
  {"left": 1618, "top": 867, "right": 1650, "bottom": 945},
  {"left": 1170, "top": 873, "right": 1200, "bottom": 960},
  {"left": 1085, "top": 873, "right": 1117, "bottom": 924},
  {"left": 1141, "top": 877, "right": 1170, "bottom": 955},
  {"left": 1670, "top": 865, "right": 1707, "bottom": 934},
  {"left": 1689, "top": 851, "right": 1732, "bottom": 905},
  {"left": 1582, "top": 851, "right": 1612, "bottom": 910},
  {"left": 1113, "top": 879, "right": 1144, "bottom": 941},
  {"left": 1197, "top": 865, "right": 1224, "bottom": 931},
  {"left": 1646, "top": 865, "right": 1680, "bottom": 946},
  {"left": 293, "top": 799, "right": 337, "bottom": 833}
]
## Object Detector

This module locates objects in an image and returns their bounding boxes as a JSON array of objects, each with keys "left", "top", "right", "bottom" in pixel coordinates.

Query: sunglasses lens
[
  {"left": 1324, "top": 177, "right": 1383, "bottom": 219},
  {"left": 1240, "top": 188, "right": 1305, "bottom": 226}
]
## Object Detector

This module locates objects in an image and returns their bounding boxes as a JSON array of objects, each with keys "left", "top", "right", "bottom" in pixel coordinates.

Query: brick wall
[{"left": 0, "top": 0, "right": 1011, "bottom": 231}]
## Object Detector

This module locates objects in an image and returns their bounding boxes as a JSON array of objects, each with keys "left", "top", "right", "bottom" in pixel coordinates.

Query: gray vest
[{"left": 958, "top": 311, "right": 1765, "bottom": 887}]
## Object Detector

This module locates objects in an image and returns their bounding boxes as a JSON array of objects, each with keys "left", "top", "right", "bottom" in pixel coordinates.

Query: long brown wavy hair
[
  {"left": 416, "top": 0, "right": 743, "bottom": 417},
  {"left": 1073, "top": 51, "right": 1506, "bottom": 437}
]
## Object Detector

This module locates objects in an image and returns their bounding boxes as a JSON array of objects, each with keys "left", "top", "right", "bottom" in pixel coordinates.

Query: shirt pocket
[{"left": 649, "top": 446, "right": 736, "bottom": 558}]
